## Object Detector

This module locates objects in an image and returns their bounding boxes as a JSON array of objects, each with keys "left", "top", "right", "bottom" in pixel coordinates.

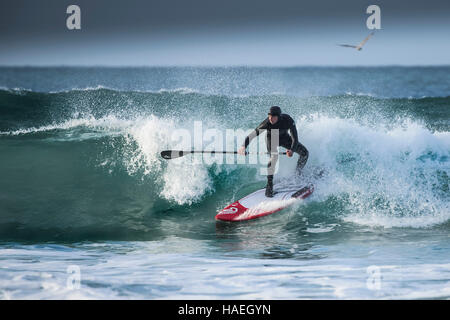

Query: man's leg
[
  {"left": 265, "top": 134, "right": 279, "bottom": 198},
  {"left": 266, "top": 153, "right": 278, "bottom": 197},
  {"left": 293, "top": 142, "right": 309, "bottom": 176},
  {"left": 280, "top": 139, "right": 309, "bottom": 176}
]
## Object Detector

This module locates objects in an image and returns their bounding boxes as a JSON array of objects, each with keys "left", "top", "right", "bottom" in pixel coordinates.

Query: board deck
[{"left": 215, "top": 184, "right": 314, "bottom": 221}]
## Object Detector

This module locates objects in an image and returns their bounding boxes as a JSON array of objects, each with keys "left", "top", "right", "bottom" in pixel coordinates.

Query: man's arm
[
  {"left": 288, "top": 118, "right": 299, "bottom": 151},
  {"left": 242, "top": 119, "right": 268, "bottom": 149}
]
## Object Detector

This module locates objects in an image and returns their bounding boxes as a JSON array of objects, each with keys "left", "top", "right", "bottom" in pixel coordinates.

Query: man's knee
[
  {"left": 302, "top": 147, "right": 309, "bottom": 160},
  {"left": 295, "top": 144, "right": 309, "bottom": 169},
  {"left": 295, "top": 144, "right": 308, "bottom": 158},
  {"left": 267, "top": 154, "right": 279, "bottom": 176}
]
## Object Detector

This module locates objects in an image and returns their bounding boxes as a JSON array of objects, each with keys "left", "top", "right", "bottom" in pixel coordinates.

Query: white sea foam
[
  {"left": 46, "top": 86, "right": 200, "bottom": 94},
  {"left": 0, "top": 115, "right": 133, "bottom": 136},
  {"left": 2, "top": 241, "right": 449, "bottom": 299},
  {"left": 124, "top": 115, "right": 216, "bottom": 205},
  {"left": 156, "top": 87, "right": 199, "bottom": 94},
  {"left": 297, "top": 114, "right": 450, "bottom": 228}
]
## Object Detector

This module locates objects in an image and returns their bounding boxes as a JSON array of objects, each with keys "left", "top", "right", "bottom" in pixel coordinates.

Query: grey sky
[{"left": 1, "top": 0, "right": 449, "bottom": 66}]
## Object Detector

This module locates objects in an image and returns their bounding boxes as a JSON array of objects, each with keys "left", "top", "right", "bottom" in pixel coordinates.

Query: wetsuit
[{"left": 243, "top": 114, "right": 309, "bottom": 195}]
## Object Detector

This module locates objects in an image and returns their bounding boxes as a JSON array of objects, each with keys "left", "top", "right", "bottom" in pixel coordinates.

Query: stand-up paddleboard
[{"left": 216, "top": 184, "right": 314, "bottom": 222}]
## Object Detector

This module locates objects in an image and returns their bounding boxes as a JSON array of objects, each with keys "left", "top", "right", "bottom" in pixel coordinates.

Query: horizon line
[{"left": 1, "top": 64, "right": 449, "bottom": 68}]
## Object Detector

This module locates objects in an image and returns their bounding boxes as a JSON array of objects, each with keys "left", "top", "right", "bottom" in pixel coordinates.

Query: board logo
[{"left": 219, "top": 206, "right": 239, "bottom": 215}]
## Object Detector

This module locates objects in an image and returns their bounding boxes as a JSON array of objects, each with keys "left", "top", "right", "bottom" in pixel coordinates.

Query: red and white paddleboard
[{"left": 216, "top": 184, "right": 314, "bottom": 222}]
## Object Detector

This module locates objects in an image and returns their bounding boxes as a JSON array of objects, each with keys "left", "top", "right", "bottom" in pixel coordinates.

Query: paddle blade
[{"left": 160, "top": 150, "right": 188, "bottom": 160}]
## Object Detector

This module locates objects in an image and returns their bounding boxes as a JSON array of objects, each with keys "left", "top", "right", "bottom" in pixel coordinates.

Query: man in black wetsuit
[{"left": 238, "top": 106, "right": 309, "bottom": 197}]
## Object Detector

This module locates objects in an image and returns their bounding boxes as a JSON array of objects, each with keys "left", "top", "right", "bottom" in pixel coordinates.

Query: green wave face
[{"left": 0, "top": 82, "right": 449, "bottom": 241}]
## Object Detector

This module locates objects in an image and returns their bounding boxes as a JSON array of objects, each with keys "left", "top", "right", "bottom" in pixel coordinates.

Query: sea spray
[{"left": 299, "top": 114, "right": 450, "bottom": 228}]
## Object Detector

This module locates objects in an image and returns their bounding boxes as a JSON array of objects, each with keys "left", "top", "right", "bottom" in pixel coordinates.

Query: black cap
[{"left": 268, "top": 106, "right": 281, "bottom": 116}]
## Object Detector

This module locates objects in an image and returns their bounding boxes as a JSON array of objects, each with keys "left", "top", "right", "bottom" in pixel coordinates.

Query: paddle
[{"left": 160, "top": 150, "right": 287, "bottom": 160}]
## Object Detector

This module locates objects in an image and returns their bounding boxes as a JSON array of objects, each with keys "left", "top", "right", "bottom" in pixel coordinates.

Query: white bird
[{"left": 338, "top": 32, "right": 375, "bottom": 51}]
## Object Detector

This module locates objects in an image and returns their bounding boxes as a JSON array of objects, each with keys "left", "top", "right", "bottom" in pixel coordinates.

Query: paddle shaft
[
  {"left": 178, "top": 151, "right": 286, "bottom": 155},
  {"left": 161, "top": 150, "right": 287, "bottom": 160}
]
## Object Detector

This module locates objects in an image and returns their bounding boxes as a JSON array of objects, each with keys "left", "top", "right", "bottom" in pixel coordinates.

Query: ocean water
[{"left": 0, "top": 66, "right": 449, "bottom": 299}]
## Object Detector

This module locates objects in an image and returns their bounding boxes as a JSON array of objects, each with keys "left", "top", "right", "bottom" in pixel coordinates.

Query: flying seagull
[{"left": 338, "top": 32, "right": 375, "bottom": 51}]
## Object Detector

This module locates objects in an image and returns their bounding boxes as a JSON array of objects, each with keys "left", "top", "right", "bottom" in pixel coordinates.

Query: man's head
[{"left": 268, "top": 106, "right": 281, "bottom": 124}]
